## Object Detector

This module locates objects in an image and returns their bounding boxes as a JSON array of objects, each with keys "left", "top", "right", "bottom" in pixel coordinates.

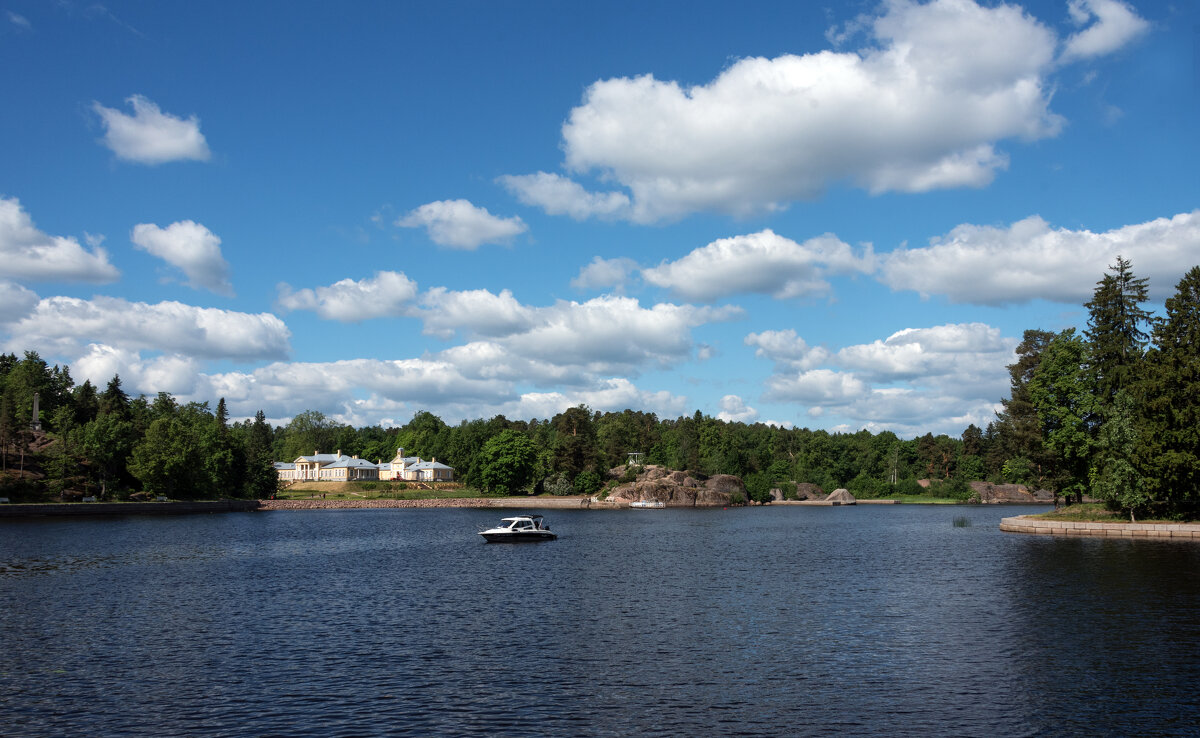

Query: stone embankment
[{"left": 1001, "top": 515, "right": 1200, "bottom": 540}]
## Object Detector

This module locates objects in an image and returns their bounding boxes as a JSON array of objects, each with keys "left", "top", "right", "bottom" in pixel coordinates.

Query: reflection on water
[{"left": 2, "top": 506, "right": 1198, "bottom": 736}]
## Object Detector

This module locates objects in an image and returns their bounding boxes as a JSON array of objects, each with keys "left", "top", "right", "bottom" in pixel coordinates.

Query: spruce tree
[
  {"left": 1138, "top": 266, "right": 1200, "bottom": 514},
  {"left": 1084, "top": 256, "right": 1151, "bottom": 405}
]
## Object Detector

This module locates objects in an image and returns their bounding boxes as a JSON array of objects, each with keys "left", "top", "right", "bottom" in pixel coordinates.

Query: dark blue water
[{"left": 2, "top": 505, "right": 1199, "bottom": 737}]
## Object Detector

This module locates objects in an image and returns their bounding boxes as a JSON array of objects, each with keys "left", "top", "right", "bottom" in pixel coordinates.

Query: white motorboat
[
  {"left": 479, "top": 515, "right": 557, "bottom": 542},
  {"left": 630, "top": 500, "right": 665, "bottom": 509}
]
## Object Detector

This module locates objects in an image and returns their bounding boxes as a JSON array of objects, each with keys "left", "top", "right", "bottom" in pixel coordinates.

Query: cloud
[
  {"left": 131, "top": 220, "right": 234, "bottom": 296},
  {"left": 4, "top": 296, "right": 291, "bottom": 360},
  {"left": 744, "top": 329, "right": 831, "bottom": 371},
  {"left": 571, "top": 256, "right": 640, "bottom": 292},
  {"left": 7, "top": 11, "right": 31, "bottom": 29},
  {"left": 277, "top": 271, "right": 419, "bottom": 322},
  {"left": 717, "top": 394, "right": 759, "bottom": 423},
  {"left": 513, "top": 378, "right": 688, "bottom": 421},
  {"left": 557, "top": 0, "right": 1076, "bottom": 221},
  {"left": 758, "top": 322, "right": 1016, "bottom": 436},
  {"left": 497, "top": 172, "right": 631, "bottom": 220},
  {"left": 766, "top": 368, "right": 868, "bottom": 405},
  {"left": 1061, "top": 0, "right": 1150, "bottom": 62},
  {"left": 395, "top": 199, "right": 527, "bottom": 249},
  {"left": 73, "top": 344, "right": 206, "bottom": 398},
  {"left": 418, "top": 287, "right": 535, "bottom": 338},
  {"left": 879, "top": 210, "right": 1200, "bottom": 305},
  {"left": 642, "top": 229, "right": 873, "bottom": 302},
  {"left": 0, "top": 281, "right": 39, "bottom": 323},
  {"left": 92, "top": 95, "right": 211, "bottom": 165},
  {"left": 415, "top": 292, "right": 741, "bottom": 382},
  {"left": 0, "top": 197, "right": 120, "bottom": 283}
]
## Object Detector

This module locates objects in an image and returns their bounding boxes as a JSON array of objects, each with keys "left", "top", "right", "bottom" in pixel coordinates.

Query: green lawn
[
  {"left": 275, "top": 482, "right": 484, "bottom": 501},
  {"left": 1029, "top": 502, "right": 1195, "bottom": 524}
]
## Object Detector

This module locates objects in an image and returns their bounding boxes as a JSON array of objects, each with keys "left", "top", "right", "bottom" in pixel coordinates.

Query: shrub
[
  {"left": 847, "top": 471, "right": 888, "bottom": 499},
  {"left": 544, "top": 472, "right": 575, "bottom": 496},
  {"left": 575, "top": 470, "right": 602, "bottom": 497}
]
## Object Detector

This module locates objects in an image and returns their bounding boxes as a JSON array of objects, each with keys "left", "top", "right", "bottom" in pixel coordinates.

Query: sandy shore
[{"left": 259, "top": 496, "right": 597, "bottom": 511}]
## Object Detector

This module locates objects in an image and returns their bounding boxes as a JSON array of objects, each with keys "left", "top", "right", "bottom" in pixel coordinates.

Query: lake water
[{"left": 2, "top": 505, "right": 1198, "bottom": 737}]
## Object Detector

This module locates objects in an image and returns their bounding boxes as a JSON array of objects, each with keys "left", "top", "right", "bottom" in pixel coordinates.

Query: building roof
[
  {"left": 325, "top": 457, "right": 378, "bottom": 469},
  {"left": 411, "top": 460, "right": 453, "bottom": 471}
]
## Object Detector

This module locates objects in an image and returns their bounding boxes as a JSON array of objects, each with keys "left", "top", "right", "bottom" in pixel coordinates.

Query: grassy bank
[
  {"left": 276, "top": 480, "right": 483, "bottom": 501},
  {"left": 1029, "top": 502, "right": 1195, "bottom": 524}
]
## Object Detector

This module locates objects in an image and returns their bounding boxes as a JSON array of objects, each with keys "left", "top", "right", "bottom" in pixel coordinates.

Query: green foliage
[
  {"left": 544, "top": 472, "right": 575, "bottom": 496},
  {"left": 1090, "top": 390, "right": 1150, "bottom": 520},
  {"left": 1085, "top": 255, "right": 1151, "bottom": 404},
  {"left": 847, "top": 471, "right": 888, "bottom": 499},
  {"left": 743, "top": 471, "right": 772, "bottom": 503},
  {"left": 477, "top": 429, "right": 537, "bottom": 495},
  {"left": 928, "top": 477, "right": 973, "bottom": 502},
  {"left": 574, "top": 469, "right": 602, "bottom": 497},
  {"left": 1027, "top": 328, "right": 1095, "bottom": 501},
  {"left": 1137, "top": 266, "right": 1200, "bottom": 514},
  {"left": 1001, "top": 456, "right": 1036, "bottom": 485}
]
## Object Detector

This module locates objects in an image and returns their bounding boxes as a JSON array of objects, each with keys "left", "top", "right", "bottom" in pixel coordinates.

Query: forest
[{"left": 1, "top": 259, "right": 1196, "bottom": 519}]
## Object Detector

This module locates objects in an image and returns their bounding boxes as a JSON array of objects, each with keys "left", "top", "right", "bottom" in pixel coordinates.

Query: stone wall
[{"left": 1000, "top": 515, "right": 1200, "bottom": 540}]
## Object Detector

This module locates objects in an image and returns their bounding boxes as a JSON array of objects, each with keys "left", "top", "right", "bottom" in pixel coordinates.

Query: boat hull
[{"left": 480, "top": 530, "right": 556, "bottom": 543}]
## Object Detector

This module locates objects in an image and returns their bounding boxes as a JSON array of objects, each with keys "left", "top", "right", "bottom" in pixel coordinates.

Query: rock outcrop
[
  {"left": 605, "top": 465, "right": 745, "bottom": 507},
  {"left": 769, "top": 482, "right": 826, "bottom": 502},
  {"left": 826, "top": 488, "right": 857, "bottom": 504},
  {"left": 968, "top": 481, "right": 1055, "bottom": 504}
]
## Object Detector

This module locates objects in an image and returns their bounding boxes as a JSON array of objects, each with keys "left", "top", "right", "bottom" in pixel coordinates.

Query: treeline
[
  {"left": 1, "top": 257, "right": 1195, "bottom": 514},
  {"left": 0, "top": 361, "right": 276, "bottom": 501},
  {"left": 988, "top": 259, "right": 1200, "bottom": 520}
]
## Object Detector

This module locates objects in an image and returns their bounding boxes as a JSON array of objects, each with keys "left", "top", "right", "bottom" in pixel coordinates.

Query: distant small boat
[
  {"left": 630, "top": 500, "right": 665, "bottom": 509},
  {"left": 479, "top": 515, "right": 557, "bottom": 542}
]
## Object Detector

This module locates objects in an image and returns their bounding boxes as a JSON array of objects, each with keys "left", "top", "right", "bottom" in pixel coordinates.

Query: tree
[
  {"left": 550, "top": 405, "right": 597, "bottom": 479},
  {"left": 1091, "top": 390, "right": 1149, "bottom": 521},
  {"left": 993, "top": 329, "right": 1057, "bottom": 483},
  {"left": 477, "top": 429, "right": 537, "bottom": 495},
  {"left": 1028, "top": 329, "right": 1095, "bottom": 504},
  {"left": 280, "top": 409, "right": 339, "bottom": 460},
  {"left": 1085, "top": 255, "right": 1151, "bottom": 406},
  {"left": 242, "top": 410, "right": 280, "bottom": 499},
  {"left": 1137, "top": 265, "right": 1200, "bottom": 515}
]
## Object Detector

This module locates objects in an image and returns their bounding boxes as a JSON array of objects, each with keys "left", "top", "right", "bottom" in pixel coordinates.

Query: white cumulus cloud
[
  {"left": 497, "top": 171, "right": 631, "bottom": 220},
  {"left": 1061, "top": 0, "right": 1150, "bottom": 62},
  {"left": 131, "top": 220, "right": 234, "bottom": 296},
  {"left": 879, "top": 210, "right": 1200, "bottom": 305},
  {"left": 277, "top": 271, "right": 419, "bottom": 322},
  {"left": 395, "top": 199, "right": 527, "bottom": 249},
  {"left": 92, "top": 95, "right": 211, "bottom": 165},
  {"left": 717, "top": 394, "right": 759, "bottom": 423},
  {"left": 643, "top": 229, "right": 873, "bottom": 302},
  {"left": 0, "top": 197, "right": 120, "bottom": 283},
  {"left": 4, "top": 296, "right": 291, "bottom": 360},
  {"left": 0, "top": 281, "right": 39, "bottom": 323},
  {"left": 556, "top": 0, "right": 1081, "bottom": 221},
  {"left": 571, "top": 256, "right": 640, "bottom": 292},
  {"left": 756, "top": 322, "right": 1017, "bottom": 436}
]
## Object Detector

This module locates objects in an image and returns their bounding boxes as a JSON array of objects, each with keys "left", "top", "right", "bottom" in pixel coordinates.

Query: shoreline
[{"left": 1000, "top": 514, "right": 1200, "bottom": 540}]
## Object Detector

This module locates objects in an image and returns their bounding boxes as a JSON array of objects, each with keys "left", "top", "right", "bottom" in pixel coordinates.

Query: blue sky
[{"left": 1, "top": 0, "right": 1196, "bottom": 436}]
